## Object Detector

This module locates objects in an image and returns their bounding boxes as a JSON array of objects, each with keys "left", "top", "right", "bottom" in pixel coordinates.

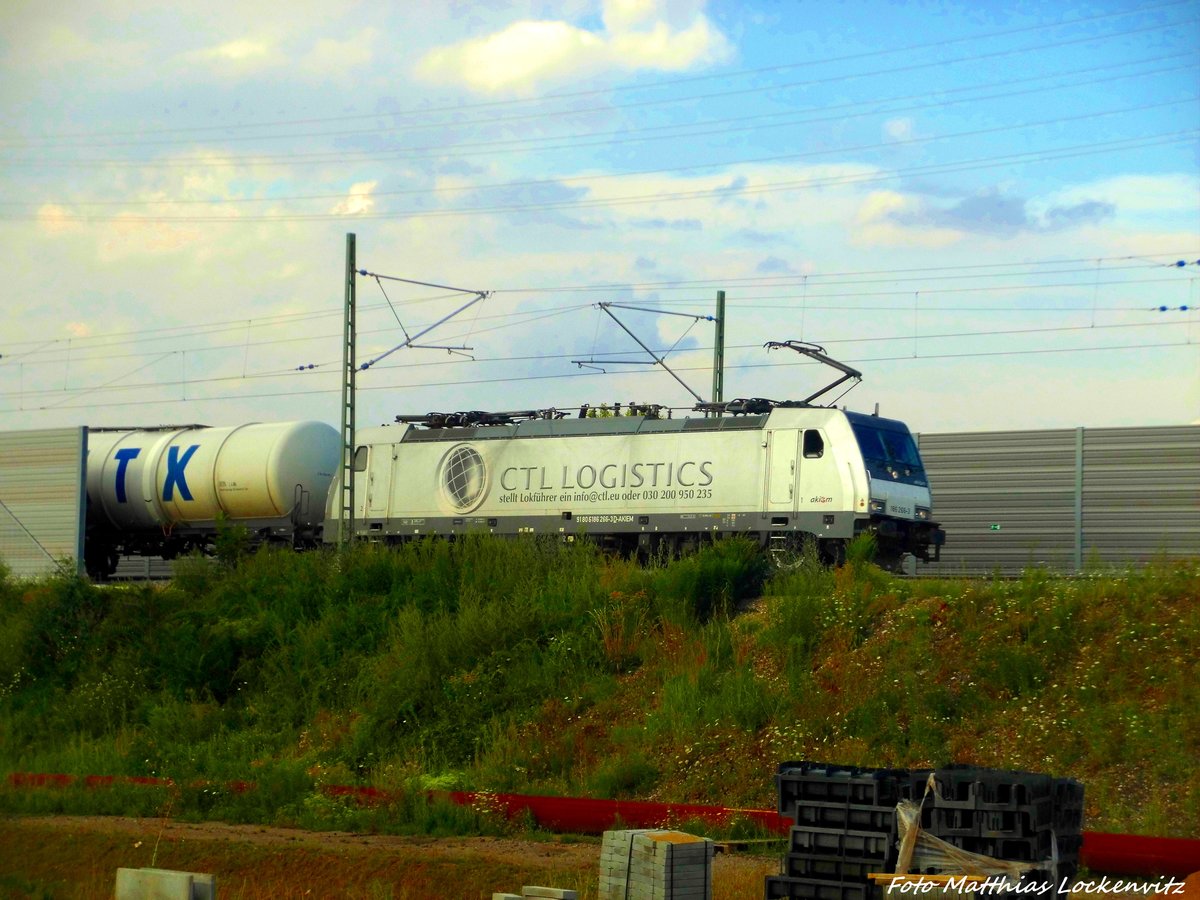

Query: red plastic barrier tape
[
  {"left": 8, "top": 773, "right": 1199, "bottom": 877},
  {"left": 1082, "top": 832, "right": 1200, "bottom": 879}
]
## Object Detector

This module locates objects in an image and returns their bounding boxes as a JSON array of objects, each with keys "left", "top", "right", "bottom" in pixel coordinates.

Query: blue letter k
[{"left": 163, "top": 444, "right": 199, "bottom": 502}]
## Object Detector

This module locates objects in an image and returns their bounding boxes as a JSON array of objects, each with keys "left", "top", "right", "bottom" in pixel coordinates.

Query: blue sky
[{"left": 1, "top": 0, "right": 1197, "bottom": 434}]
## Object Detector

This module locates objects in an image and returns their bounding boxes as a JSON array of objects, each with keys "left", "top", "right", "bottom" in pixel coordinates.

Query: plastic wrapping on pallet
[{"left": 896, "top": 800, "right": 1051, "bottom": 880}]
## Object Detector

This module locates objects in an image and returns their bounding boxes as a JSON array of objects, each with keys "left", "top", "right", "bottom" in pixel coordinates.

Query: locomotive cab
[{"left": 846, "top": 412, "right": 945, "bottom": 566}]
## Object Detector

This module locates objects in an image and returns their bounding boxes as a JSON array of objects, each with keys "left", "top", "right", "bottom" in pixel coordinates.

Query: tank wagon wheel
[{"left": 84, "top": 542, "right": 120, "bottom": 581}]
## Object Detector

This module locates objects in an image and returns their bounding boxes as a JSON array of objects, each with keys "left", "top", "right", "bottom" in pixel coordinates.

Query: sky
[{"left": 1, "top": 0, "right": 1198, "bottom": 437}]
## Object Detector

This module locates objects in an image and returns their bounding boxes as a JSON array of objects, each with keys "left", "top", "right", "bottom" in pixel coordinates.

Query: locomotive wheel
[
  {"left": 768, "top": 533, "right": 820, "bottom": 570},
  {"left": 818, "top": 538, "right": 847, "bottom": 568}
]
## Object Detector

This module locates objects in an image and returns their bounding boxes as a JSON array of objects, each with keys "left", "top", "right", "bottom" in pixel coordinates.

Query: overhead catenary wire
[
  {"left": 4, "top": 280, "right": 1188, "bottom": 369},
  {"left": 11, "top": 129, "right": 1197, "bottom": 224},
  {"left": 0, "top": 253, "right": 1178, "bottom": 352},
  {"left": 2, "top": 259, "right": 1193, "bottom": 365},
  {"left": 2, "top": 339, "right": 1191, "bottom": 414},
  {"left": 6, "top": 11, "right": 1193, "bottom": 156},
  {"left": 6, "top": 0, "right": 1190, "bottom": 146},
  {"left": 8, "top": 0, "right": 1191, "bottom": 147},
  {"left": 13, "top": 84, "right": 1194, "bottom": 206},
  {"left": 7, "top": 254, "right": 1190, "bottom": 400},
  {"left": 3, "top": 319, "right": 1192, "bottom": 402},
  {"left": 6, "top": 55, "right": 1192, "bottom": 175}
]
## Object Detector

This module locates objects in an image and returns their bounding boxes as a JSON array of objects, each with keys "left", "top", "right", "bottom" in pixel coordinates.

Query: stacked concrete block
[
  {"left": 492, "top": 888, "right": 578, "bottom": 900},
  {"left": 115, "top": 868, "right": 216, "bottom": 900},
  {"left": 600, "top": 829, "right": 714, "bottom": 900}
]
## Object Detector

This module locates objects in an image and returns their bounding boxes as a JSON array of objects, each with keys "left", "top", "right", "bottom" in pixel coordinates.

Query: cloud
[
  {"left": 415, "top": 0, "right": 730, "bottom": 94},
  {"left": 301, "top": 28, "right": 378, "bottom": 82},
  {"left": 629, "top": 217, "right": 702, "bottom": 230},
  {"left": 183, "top": 37, "right": 287, "bottom": 75},
  {"left": 883, "top": 118, "right": 915, "bottom": 142},
  {"left": 1040, "top": 200, "right": 1116, "bottom": 230},
  {"left": 756, "top": 255, "right": 794, "bottom": 274},
  {"left": 417, "top": 21, "right": 606, "bottom": 94},
  {"left": 603, "top": 0, "right": 662, "bottom": 31},
  {"left": 926, "top": 190, "right": 1114, "bottom": 236},
  {"left": 854, "top": 186, "right": 1117, "bottom": 245},
  {"left": 0, "top": 22, "right": 146, "bottom": 75},
  {"left": 734, "top": 227, "right": 789, "bottom": 243},
  {"left": 854, "top": 190, "right": 962, "bottom": 248},
  {"left": 37, "top": 204, "right": 82, "bottom": 235},
  {"left": 931, "top": 190, "right": 1031, "bottom": 236},
  {"left": 1037, "top": 174, "right": 1200, "bottom": 216},
  {"left": 330, "top": 181, "right": 379, "bottom": 216}
]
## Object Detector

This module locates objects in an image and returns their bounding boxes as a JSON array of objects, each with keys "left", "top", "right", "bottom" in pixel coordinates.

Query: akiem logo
[
  {"left": 112, "top": 445, "right": 200, "bottom": 503},
  {"left": 440, "top": 445, "right": 487, "bottom": 512}
]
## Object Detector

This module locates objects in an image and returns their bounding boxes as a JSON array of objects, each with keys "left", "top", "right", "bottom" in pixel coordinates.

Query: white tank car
[
  {"left": 86, "top": 420, "right": 340, "bottom": 576},
  {"left": 328, "top": 405, "right": 944, "bottom": 568}
]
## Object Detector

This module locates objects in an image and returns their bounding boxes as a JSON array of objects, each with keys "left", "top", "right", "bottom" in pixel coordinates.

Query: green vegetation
[{"left": 0, "top": 540, "right": 1196, "bottom": 837}]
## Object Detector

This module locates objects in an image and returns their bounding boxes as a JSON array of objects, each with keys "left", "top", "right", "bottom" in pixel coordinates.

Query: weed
[{"left": 0, "top": 540, "right": 1196, "bottom": 839}]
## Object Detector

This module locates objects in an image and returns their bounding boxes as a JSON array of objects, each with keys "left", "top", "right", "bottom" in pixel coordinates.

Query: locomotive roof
[
  {"left": 400, "top": 413, "right": 769, "bottom": 442},
  {"left": 395, "top": 405, "right": 868, "bottom": 443}
]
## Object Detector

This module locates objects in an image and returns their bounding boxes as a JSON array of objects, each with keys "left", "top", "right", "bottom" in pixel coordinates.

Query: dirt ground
[
  {"left": 0, "top": 814, "right": 781, "bottom": 899},
  {"left": 8, "top": 816, "right": 1192, "bottom": 899}
]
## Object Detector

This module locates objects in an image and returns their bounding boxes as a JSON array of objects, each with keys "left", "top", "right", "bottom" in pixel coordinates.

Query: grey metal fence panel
[
  {"left": 0, "top": 427, "right": 87, "bottom": 578},
  {"left": 915, "top": 429, "right": 1077, "bottom": 575},
  {"left": 1081, "top": 426, "right": 1200, "bottom": 564},
  {"left": 915, "top": 425, "right": 1200, "bottom": 575}
]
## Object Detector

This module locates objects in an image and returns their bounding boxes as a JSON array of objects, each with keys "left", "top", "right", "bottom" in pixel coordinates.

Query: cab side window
[{"left": 803, "top": 430, "right": 825, "bottom": 459}]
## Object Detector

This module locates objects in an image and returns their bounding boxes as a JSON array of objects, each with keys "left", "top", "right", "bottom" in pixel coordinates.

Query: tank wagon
[
  {"left": 85, "top": 420, "right": 339, "bottom": 577},
  {"left": 328, "top": 344, "right": 945, "bottom": 569}
]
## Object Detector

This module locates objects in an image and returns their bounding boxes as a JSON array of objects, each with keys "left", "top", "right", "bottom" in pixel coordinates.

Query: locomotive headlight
[
  {"left": 869, "top": 499, "right": 885, "bottom": 514},
  {"left": 915, "top": 506, "right": 931, "bottom": 521}
]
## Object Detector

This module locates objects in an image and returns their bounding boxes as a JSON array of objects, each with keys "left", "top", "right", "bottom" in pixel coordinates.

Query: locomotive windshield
[{"left": 848, "top": 416, "right": 928, "bottom": 487}]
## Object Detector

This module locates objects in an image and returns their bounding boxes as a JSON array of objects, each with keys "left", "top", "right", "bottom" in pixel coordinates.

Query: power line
[
  {"left": 10, "top": 130, "right": 1195, "bottom": 224},
  {"left": 4, "top": 319, "right": 1191, "bottom": 402},
  {"left": 13, "top": 87, "right": 1193, "bottom": 207},
  {"left": 9, "top": 53, "right": 1192, "bottom": 169},
  {"left": 494, "top": 257, "right": 1200, "bottom": 294},
  {"left": 6, "top": 0, "right": 1189, "bottom": 146},
  {"left": 5, "top": 295, "right": 1178, "bottom": 368},
  {"left": 3, "top": 339, "right": 1191, "bottom": 415},
  {"left": 2, "top": 257, "right": 1190, "bottom": 361}
]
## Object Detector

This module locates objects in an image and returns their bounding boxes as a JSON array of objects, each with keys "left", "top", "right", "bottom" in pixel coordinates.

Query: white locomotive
[
  {"left": 330, "top": 343, "right": 944, "bottom": 568},
  {"left": 85, "top": 420, "right": 340, "bottom": 577}
]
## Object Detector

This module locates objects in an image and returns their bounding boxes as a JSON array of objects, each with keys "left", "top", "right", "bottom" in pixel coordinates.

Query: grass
[{"left": 0, "top": 540, "right": 1197, "bottom": 848}]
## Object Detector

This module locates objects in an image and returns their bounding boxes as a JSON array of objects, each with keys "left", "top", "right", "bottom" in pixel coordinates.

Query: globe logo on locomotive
[{"left": 440, "top": 444, "right": 487, "bottom": 511}]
